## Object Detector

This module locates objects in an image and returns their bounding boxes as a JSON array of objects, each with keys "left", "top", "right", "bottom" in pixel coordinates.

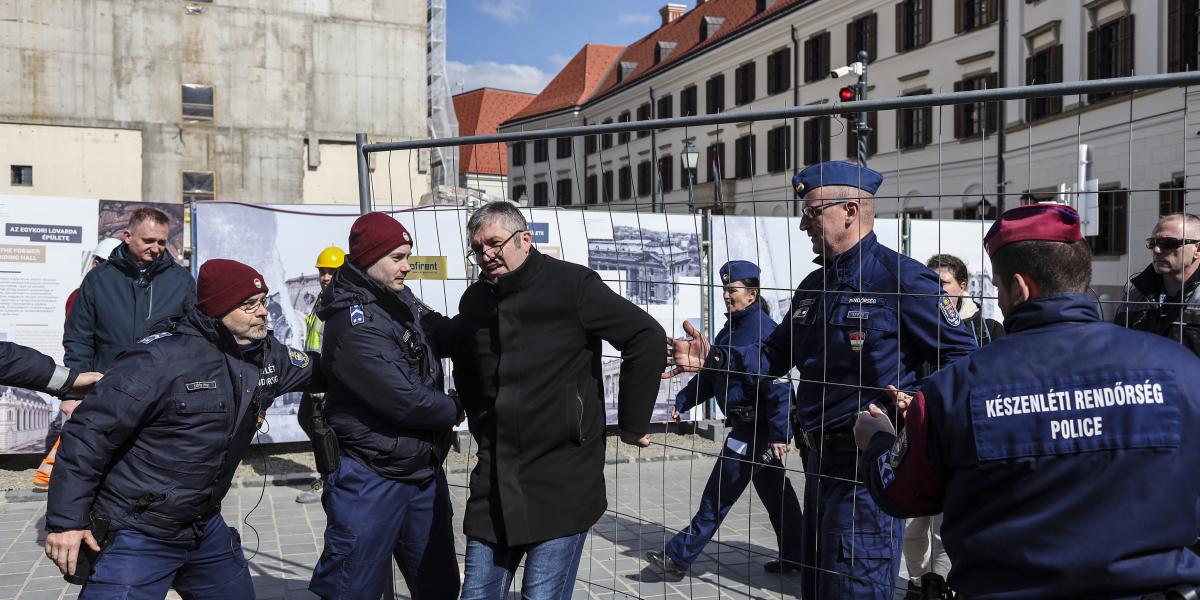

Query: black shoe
[
  {"left": 763, "top": 559, "right": 802, "bottom": 574},
  {"left": 645, "top": 550, "right": 686, "bottom": 579}
]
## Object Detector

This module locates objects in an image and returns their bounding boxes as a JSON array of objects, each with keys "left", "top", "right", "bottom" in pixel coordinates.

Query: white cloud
[
  {"left": 447, "top": 60, "right": 552, "bottom": 95},
  {"left": 478, "top": 0, "right": 531, "bottom": 23},
  {"left": 617, "top": 13, "right": 656, "bottom": 27}
]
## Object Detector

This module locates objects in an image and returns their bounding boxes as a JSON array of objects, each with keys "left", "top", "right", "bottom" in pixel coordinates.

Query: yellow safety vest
[{"left": 304, "top": 309, "right": 324, "bottom": 352}]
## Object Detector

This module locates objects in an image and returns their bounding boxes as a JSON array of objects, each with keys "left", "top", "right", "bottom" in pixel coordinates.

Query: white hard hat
[{"left": 93, "top": 238, "right": 122, "bottom": 261}]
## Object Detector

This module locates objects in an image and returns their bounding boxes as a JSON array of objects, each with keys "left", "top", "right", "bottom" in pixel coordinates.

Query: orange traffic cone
[{"left": 32, "top": 438, "right": 58, "bottom": 492}]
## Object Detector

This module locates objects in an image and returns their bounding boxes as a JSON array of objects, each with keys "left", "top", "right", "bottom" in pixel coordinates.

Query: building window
[
  {"left": 846, "top": 13, "right": 878, "bottom": 63},
  {"left": 656, "top": 94, "right": 673, "bottom": 128},
  {"left": 904, "top": 207, "right": 933, "bottom": 220},
  {"left": 658, "top": 156, "right": 674, "bottom": 193},
  {"left": 512, "top": 184, "right": 527, "bottom": 202},
  {"left": 637, "top": 161, "right": 652, "bottom": 197},
  {"left": 182, "top": 170, "right": 215, "bottom": 202},
  {"left": 680, "top": 85, "right": 698, "bottom": 117},
  {"left": 636, "top": 104, "right": 651, "bottom": 139},
  {"left": 1089, "top": 185, "right": 1128, "bottom": 255},
  {"left": 766, "top": 48, "right": 791, "bottom": 95},
  {"left": 804, "top": 32, "right": 831, "bottom": 83},
  {"left": 896, "top": 0, "right": 932, "bottom": 53},
  {"left": 898, "top": 89, "right": 933, "bottom": 150},
  {"left": 735, "top": 62, "right": 756, "bottom": 105},
  {"left": 767, "top": 125, "right": 791, "bottom": 173},
  {"left": 846, "top": 112, "right": 878, "bottom": 159},
  {"left": 1026, "top": 44, "right": 1063, "bottom": 121},
  {"left": 602, "top": 119, "right": 613, "bottom": 150},
  {"left": 956, "top": 0, "right": 997, "bottom": 33},
  {"left": 700, "top": 16, "right": 725, "bottom": 42},
  {"left": 182, "top": 84, "right": 214, "bottom": 123},
  {"left": 555, "top": 137, "right": 572, "bottom": 159},
  {"left": 1160, "top": 176, "right": 1187, "bottom": 215},
  {"left": 655, "top": 41, "right": 677, "bottom": 65},
  {"left": 9, "top": 165, "right": 32, "bottom": 187},
  {"left": 533, "top": 182, "right": 549, "bottom": 206},
  {"left": 1169, "top": 0, "right": 1200, "bottom": 72},
  {"left": 735, "top": 135, "right": 756, "bottom": 179},
  {"left": 954, "top": 72, "right": 998, "bottom": 139},
  {"left": 804, "top": 117, "right": 830, "bottom": 165},
  {"left": 556, "top": 178, "right": 573, "bottom": 206},
  {"left": 511, "top": 142, "right": 526, "bottom": 166},
  {"left": 953, "top": 199, "right": 999, "bottom": 220},
  {"left": 706, "top": 143, "right": 727, "bottom": 182},
  {"left": 602, "top": 170, "right": 614, "bottom": 203},
  {"left": 619, "top": 165, "right": 633, "bottom": 199},
  {"left": 706, "top": 74, "right": 726, "bottom": 114},
  {"left": 618, "top": 112, "right": 632, "bottom": 144},
  {"left": 585, "top": 135, "right": 597, "bottom": 155},
  {"left": 585, "top": 174, "right": 598, "bottom": 205},
  {"left": 617, "top": 61, "right": 637, "bottom": 83},
  {"left": 1087, "top": 14, "right": 1134, "bottom": 103},
  {"left": 533, "top": 139, "right": 549, "bottom": 163}
]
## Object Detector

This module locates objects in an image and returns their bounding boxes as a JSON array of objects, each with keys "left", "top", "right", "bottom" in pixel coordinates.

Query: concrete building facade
[
  {"left": 0, "top": 0, "right": 430, "bottom": 206},
  {"left": 500, "top": 0, "right": 1199, "bottom": 296}
]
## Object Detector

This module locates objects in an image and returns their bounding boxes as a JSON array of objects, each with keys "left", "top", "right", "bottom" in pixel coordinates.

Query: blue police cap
[
  {"left": 719, "top": 260, "right": 760, "bottom": 285},
  {"left": 792, "top": 161, "right": 884, "bottom": 197}
]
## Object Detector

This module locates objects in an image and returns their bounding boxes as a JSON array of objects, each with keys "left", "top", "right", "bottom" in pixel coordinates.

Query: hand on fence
[
  {"left": 886, "top": 385, "right": 913, "bottom": 417},
  {"left": 853, "top": 403, "right": 896, "bottom": 450},
  {"left": 670, "top": 408, "right": 682, "bottom": 422},
  {"left": 619, "top": 430, "right": 652, "bottom": 448},
  {"left": 663, "top": 320, "right": 710, "bottom": 379}
]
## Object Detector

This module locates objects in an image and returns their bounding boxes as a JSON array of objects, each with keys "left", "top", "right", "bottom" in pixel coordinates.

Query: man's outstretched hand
[{"left": 663, "top": 320, "right": 711, "bottom": 379}]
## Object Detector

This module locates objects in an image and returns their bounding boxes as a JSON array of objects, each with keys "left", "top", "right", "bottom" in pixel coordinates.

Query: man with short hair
[
  {"left": 668, "top": 162, "right": 977, "bottom": 599},
  {"left": 309, "top": 213, "right": 461, "bottom": 600},
  {"left": 454, "top": 201, "right": 666, "bottom": 599},
  {"left": 1114, "top": 212, "right": 1200, "bottom": 356},
  {"left": 64, "top": 208, "right": 195, "bottom": 375},
  {"left": 854, "top": 203, "right": 1200, "bottom": 598},
  {"left": 46, "top": 259, "right": 319, "bottom": 599}
]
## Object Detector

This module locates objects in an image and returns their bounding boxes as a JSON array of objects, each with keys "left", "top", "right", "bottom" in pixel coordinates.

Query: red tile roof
[
  {"left": 454, "top": 88, "right": 535, "bottom": 176},
  {"left": 591, "top": 0, "right": 802, "bottom": 101},
  {"left": 503, "top": 44, "right": 624, "bottom": 124}
]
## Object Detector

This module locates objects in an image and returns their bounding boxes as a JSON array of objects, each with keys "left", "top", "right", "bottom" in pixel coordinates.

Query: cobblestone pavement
[{"left": 0, "top": 446, "right": 910, "bottom": 599}]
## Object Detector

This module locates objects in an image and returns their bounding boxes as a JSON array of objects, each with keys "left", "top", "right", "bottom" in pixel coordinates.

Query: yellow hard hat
[{"left": 315, "top": 246, "right": 346, "bottom": 269}]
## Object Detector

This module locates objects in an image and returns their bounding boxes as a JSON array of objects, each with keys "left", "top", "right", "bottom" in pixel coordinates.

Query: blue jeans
[
  {"left": 460, "top": 532, "right": 588, "bottom": 600},
  {"left": 80, "top": 513, "right": 252, "bottom": 600}
]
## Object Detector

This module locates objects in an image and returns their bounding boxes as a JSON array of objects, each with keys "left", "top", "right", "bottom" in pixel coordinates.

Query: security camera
[{"left": 830, "top": 62, "right": 865, "bottom": 79}]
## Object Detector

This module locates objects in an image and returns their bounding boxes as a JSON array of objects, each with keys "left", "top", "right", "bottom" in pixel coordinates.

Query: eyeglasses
[
  {"left": 1146, "top": 237, "right": 1200, "bottom": 251},
  {"left": 466, "top": 230, "right": 525, "bottom": 264},
  {"left": 237, "top": 297, "right": 269, "bottom": 313},
  {"left": 801, "top": 200, "right": 850, "bottom": 220}
]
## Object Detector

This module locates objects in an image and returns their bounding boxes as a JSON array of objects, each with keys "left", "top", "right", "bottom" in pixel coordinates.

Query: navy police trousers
[
  {"left": 309, "top": 455, "right": 459, "bottom": 599},
  {"left": 79, "top": 513, "right": 252, "bottom": 600},
  {"left": 665, "top": 438, "right": 803, "bottom": 569}
]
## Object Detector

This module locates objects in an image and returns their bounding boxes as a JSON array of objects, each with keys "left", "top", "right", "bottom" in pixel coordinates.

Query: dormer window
[
  {"left": 655, "top": 41, "right": 677, "bottom": 64},
  {"left": 617, "top": 61, "right": 637, "bottom": 82},
  {"left": 700, "top": 16, "right": 725, "bottom": 42}
]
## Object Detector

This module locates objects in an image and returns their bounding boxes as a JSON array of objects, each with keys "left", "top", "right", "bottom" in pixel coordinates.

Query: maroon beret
[
  {"left": 197, "top": 259, "right": 268, "bottom": 318},
  {"left": 348, "top": 212, "right": 412, "bottom": 269},
  {"left": 984, "top": 203, "right": 1083, "bottom": 256}
]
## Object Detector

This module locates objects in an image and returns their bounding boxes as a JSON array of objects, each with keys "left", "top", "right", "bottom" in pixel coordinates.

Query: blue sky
[{"left": 446, "top": 1, "right": 692, "bottom": 95}]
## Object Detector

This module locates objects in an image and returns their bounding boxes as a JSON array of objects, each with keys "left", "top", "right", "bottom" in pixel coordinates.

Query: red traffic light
[{"left": 839, "top": 87, "right": 856, "bottom": 102}]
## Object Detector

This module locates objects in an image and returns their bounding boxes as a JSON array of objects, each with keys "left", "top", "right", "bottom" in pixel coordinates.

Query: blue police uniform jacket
[
  {"left": 46, "top": 305, "right": 317, "bottom": 541},
  {"left": 0, "top": 341, "right": 72, "bottom": 395},
  {"left": 709, "top": 231, "right": 977, "bottom": 432},
  {"left": 675, "top": 305, "right": 791, "bottom": 443},
  {"left": 315, "top": 263, "right": 460, "bottom": 485},
  {"left": 861, "top": 294, "right": 1200, "bottom": 599}
]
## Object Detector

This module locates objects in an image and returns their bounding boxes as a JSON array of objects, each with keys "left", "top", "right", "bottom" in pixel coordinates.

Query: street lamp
[{"left": 682, "top": 141, "right": 699, "bottom": 212}]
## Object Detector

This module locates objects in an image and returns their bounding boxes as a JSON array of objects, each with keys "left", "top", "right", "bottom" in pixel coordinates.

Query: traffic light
[{"left": 838, "top": 86, "right": 859, "bottom": 120}]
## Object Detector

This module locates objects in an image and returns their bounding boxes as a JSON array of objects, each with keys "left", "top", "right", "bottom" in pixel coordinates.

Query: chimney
[{"left": 660, "top": 3, "right": 686, "bottom": 26}]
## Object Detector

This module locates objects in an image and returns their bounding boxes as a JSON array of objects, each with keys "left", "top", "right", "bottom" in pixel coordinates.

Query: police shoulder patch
[
  {"left": 939, "top": 295, "right": 962, "bottom": 327},
  {"left": 350, "top": 304, "right": 366, "bottom": 326},
  {"left": 139, "top": 331, "right": 172, "bottom": 344},
  {"left": 876, "top": 452, "right": 896, "bottom": 488},
  {"left": 888, "top": 428, "right": 908, "bottom": 469},
  {"left": 288, "top": 347, "right": 310, "bottom": 368}
]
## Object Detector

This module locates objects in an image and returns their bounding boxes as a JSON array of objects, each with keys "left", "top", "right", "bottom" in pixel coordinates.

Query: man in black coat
[
  {"left": 308, "top": 212, "right": 461, "bottom": 600},
  {"left": 45, "top": 259, "right": 319, "bottom": 599},
  {"left": 1114, "top": 212, "right": 1200, "bottom": 356},
  {"left": 453, "top": 201, "right": 667, "bottom": 600}
]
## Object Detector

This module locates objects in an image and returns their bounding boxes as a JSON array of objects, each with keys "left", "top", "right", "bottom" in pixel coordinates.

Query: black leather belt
[{"left": 799, "top": 427, "right": 857, "bottom": 453}]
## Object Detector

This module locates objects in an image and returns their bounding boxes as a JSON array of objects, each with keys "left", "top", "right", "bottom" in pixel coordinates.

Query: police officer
[
  {"left": 296, "top": 245, "right": 345, "bottom": 505},
  {"left": 0, "top": 342, "right": 101, "bottom": 397},
  {"left": 647, "top": 260, "right": 803, "bottom": 578},
  {"left": 854, "top": 203, "right": 1200, "bottom": 599},
  {"left": 668, "top": 161, "right": 977, "bottom": 598},
  {"left": 1114, "top": 212, "right": 1200, "bottom": 356},
  {"left": 309, "top": 212, "right": 460, "bottom": 600},
  {"left": 45, "top": 259, "right": 320, "bottom": 599}
]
